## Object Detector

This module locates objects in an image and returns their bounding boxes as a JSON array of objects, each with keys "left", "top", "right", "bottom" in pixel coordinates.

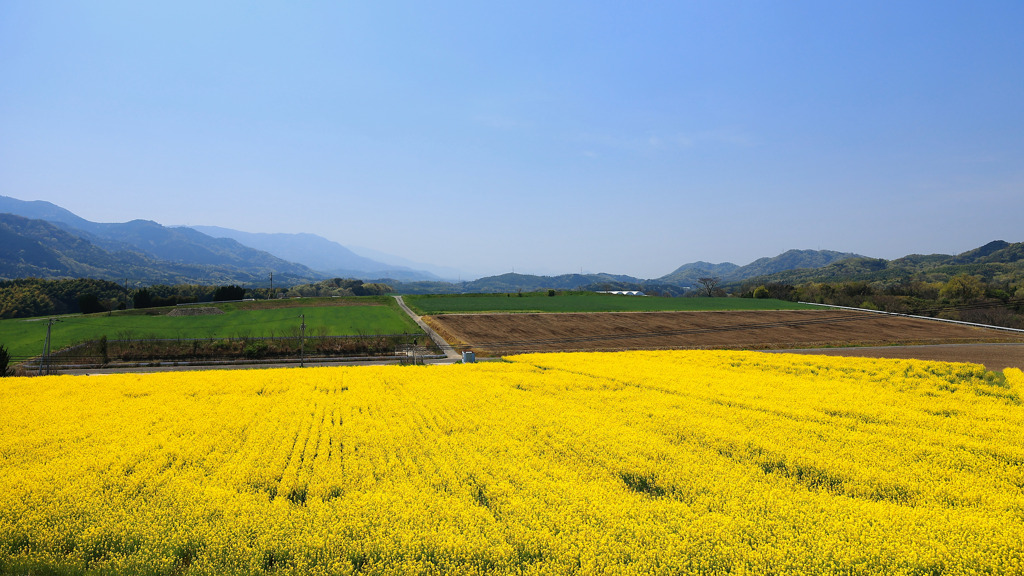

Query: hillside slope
[
  {"left": 741, "top": 241, "right": 1024, "bottom": 286},
  {"left": 0, "top": 195, "right": 439, "bottom": 283},
  {"left": 191, "top": 225, "right": 441, "bottom": 281},
  {"left": 0, "top": 214, "right": 321, "bottom": 285},
  {"left": 0, "top": 195, "right": 324, "bottom": 284},
  {"left": 659, "top": 249, "right": 861, "bottom": 286}
]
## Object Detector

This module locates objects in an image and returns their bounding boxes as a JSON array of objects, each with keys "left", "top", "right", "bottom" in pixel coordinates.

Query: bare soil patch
[{"left": 426, "top": 310, "right": 1024, "bottom": 368}]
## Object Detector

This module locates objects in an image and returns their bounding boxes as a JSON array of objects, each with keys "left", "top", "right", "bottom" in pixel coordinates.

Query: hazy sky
[{"left": 2, "top": 2, "right": 1022, "bottom": 279}]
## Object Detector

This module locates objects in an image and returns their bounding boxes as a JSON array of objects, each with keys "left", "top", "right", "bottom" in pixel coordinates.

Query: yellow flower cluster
[{"left": 1, "top": 350, "right": 1022, "bottom": 575}]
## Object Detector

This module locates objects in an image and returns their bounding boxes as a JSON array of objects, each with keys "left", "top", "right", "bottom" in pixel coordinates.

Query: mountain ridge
[
  {"left": 0, "top": 213, "right": 321, "bottom": 285},
  {"left": 3, "top": 195, "right": 1020, "bottom": 293},
  {"left": 0, "top": 195, "right": 325, "bottom": 283},
  {"left": 657, "top": 249, "right": 862, "bottom": 286},
  {"left": 189, "top": 225, "right": 444, "bottom": 282},
  {"left": 735, "top": 240, "right": 1024, "bottom": 287},
  {"left": 0, "top": 195, "right": 449, "bottom": 282}
]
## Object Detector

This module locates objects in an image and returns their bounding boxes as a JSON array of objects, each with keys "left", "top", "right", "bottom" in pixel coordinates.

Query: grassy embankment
[
  {"left": 0, "top": 296, "right": 422, "bottom": 362},
  {"left": 405, "top": 292, "right": 819, "bottom": 315}
]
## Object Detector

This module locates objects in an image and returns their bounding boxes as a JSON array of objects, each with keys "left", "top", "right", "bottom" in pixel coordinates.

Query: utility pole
[
  {"left": 39, "top": 318, "right": 60, "bottom": 376},
  {"left": 299, "top": 313, "right": 306, "bottom": 368},
  {"left": 269, "top": 273, "right": 274, "bottom": 299}
]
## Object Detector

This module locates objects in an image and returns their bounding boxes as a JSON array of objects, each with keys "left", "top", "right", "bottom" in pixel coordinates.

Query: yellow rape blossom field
[{"left": 2, "top": 351, "right": 1024, "bottom": 575}]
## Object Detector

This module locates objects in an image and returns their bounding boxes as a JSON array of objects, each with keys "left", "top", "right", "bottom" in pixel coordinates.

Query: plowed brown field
[{"left": 425, "top": 310, "right": 1024, "bottom": 369}]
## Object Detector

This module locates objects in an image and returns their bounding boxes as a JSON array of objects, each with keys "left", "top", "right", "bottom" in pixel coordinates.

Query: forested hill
[
  {"left": 0, "top": 214, "right": 322, "bottom": 286},
  {"left": 191, "top": 225, "right": 441, "bottom": 282},
  {"left": 739, "top": 241, "right": 1024, "bottom": 286},
  {"left": 658, "top": 249, "right": 861, "bottom": 286},
  {"left": 0, "top": 195, "right": 443, "bottom": 281},
  {"left": 0, "top": 195, "right": 96, "bottom": 231}
]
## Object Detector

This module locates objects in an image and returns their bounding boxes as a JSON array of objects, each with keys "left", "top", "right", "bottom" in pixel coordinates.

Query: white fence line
[{"left": 798, "top": 302, "right": 1024, "bottom": 334}]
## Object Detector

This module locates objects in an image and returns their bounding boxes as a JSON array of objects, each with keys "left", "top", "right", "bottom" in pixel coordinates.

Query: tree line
[
  {"left": 0, "top": 278, "right": 127, "bottom": 319},
  {"left": 740, "top": 273, "right": 1024, "bottom": 329},
  {"left": 0, "top": 277, "right": 394, "bottom": 320}
]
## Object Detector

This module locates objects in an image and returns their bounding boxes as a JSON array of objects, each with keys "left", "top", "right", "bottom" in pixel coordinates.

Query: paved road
[{"left": 394, "top": 295, "right": 461, "bottom": 360}]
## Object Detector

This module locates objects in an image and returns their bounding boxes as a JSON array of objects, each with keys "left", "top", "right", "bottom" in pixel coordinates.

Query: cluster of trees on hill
[
  {"left": 742, "top": 274, "right": 1024, "bottom": 329},
  {"left": 282, "top": 278, "right": 392, "bottom": 298},
  {"left": 0, "top": 278, "right": 394, "bottom": 319},
  {"left": 130, "top": 285, "right": 247, "bottom": 308},
  {"left": 0, "top": 278, "right": 128, "bottom": 319}
]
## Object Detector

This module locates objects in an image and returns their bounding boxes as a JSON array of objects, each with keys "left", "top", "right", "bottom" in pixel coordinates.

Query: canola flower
[{"left": 0, "top": 350, "right": 1022, "bottom": 575}]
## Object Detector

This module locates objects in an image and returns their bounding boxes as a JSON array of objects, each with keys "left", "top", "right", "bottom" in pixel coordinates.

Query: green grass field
[
  {"left": 0, "top": 297, "right": 422, "bottom": 361},
  {"left": 404, "top": 292, "right": 819, "bottom": 315}
]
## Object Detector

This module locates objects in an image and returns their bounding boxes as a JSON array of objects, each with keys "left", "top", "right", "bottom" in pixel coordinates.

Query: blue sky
[{"left": 2, "top": 1, "right": 1022, "bottom": 279}]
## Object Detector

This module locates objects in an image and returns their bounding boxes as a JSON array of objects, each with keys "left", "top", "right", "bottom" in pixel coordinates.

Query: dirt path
[{"left": 394, "top": 295, "right": 461, "bottom": 359}]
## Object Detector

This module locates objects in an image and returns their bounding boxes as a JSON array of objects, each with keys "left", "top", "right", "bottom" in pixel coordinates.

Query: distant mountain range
[
  {"left": 190, "top": 226, "right": 445, "bottom": 282},
  {"left": 2, "top": 194, "right": 1020, "bottom": 292},
  {"left": 655, "top": 249, "right": 862, "bottom": 286},
  {"left": 390, "top": 250, "right": 867, "bottom": 295},
  {"left": 387, "top": 243, "right": 1024, "bottom": 294},
  {"left": 0, "top": 195, "right": 444, "bottom": 284},
  {"left": 739, "top": 240, "right": 1024, "bottom": 286},
  {"left": 464, "top": 272, "right": 650, "bottom": 294},
  {"left": 0, "top": 213, "right": 322, "bottom": 285}
]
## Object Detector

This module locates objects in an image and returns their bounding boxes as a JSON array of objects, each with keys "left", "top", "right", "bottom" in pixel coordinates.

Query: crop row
[{"left": 1, "top": 351, "right": 1022, "bottom": 574}]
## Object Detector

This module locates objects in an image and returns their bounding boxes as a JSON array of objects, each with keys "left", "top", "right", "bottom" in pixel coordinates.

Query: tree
[
  {"left": 78, "top": 293, "right": 108, "bottom": 314},
  {"left": 766, "top": 283, "right": 797, "bottom": 301},
  {"left": 133, "top": 288, "right": 154, "bottom": 309},
  {"left": 696, "top": 277, "right": 721, "bottom": 297},
  {"left": 940, "top": 274, "right": 984, "bottom": 303},
  {"left": 0, "top": 344, "right": 11, "bottom": 377},
  {"left": 213, "top": 285, "right": 246, "bottom": 302},
  {"left": 361, "top": 283, "right": 393, "bottom": 296}
]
